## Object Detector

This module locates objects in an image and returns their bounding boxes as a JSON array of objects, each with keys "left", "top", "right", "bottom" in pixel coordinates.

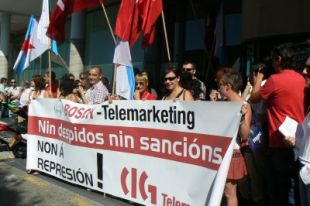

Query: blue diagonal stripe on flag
[{"left": 13, "top": 16, "right": 37, "bottom": 73}]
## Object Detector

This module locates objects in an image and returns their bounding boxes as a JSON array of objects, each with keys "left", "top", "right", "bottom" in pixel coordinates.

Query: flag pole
[
  {"left": 161, "top": 11, "right": 171, "bottom": 62},
  {"left": 99, "top": 1, "right": 117, "bottom": 97},
  {"left": 100, "top": 2, "right": 116, "bottom": 44},
  {"left": 46, "top": 0, "right": 52, "bottom": 97},
  {"left": 48, "top": 44, "right": 52, "bottom": 97},
  {"left": 112, "top": 64, "right": 117, "bottom": 96}
]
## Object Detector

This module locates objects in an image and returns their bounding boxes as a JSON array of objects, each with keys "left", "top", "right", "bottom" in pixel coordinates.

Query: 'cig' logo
[{"left": 121, "top": 167, "right": 157, "bottom": 204}]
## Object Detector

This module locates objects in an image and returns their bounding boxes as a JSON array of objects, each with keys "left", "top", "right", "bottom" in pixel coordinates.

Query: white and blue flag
[
  {"left": 13, "top": 0, "right": 58, "bottom": 73},
  {"left": 113, "top": 40, "right": 135, "bottom": 100},
  {"left": 13, "top": 16, "right": 47, "bottom": 73}
]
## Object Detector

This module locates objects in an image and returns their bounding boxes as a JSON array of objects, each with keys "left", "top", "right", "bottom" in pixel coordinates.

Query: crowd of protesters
[{"left": 0, "top": 44, "right": 309, "bottom": 206}]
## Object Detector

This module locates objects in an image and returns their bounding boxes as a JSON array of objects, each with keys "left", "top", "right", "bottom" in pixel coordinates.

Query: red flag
[
  {"left": 114, "top": 0, "right": 162, "bottom": 47},
  {"left": 47, "top": 0, "right": 102, "bottom": 43},
  {"left": 114, "top": 0, "right": 141, "bottom": 46},
  {"left": 140, "top": 0, "right": 162, "bottom": 46}
]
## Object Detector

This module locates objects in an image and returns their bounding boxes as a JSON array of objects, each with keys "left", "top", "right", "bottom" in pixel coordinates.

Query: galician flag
[
  {"left": 113, "top": 40, "right": 135, "bottom": 100},
  {"left": 13, "top": 16, "right": 48, "bottom": 73},
  {"left": 13, "top": 0, "right": 59, "bottom": 73}
]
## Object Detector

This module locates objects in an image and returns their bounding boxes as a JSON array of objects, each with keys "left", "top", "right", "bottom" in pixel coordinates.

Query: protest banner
[{"left": 26, "top": 99, "right": 243, "bottom": 206}]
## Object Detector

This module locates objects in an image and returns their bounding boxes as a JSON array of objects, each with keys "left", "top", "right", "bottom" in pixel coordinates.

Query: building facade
[{"left": 0, "top": 0, "right": 310, "bottom": 95}]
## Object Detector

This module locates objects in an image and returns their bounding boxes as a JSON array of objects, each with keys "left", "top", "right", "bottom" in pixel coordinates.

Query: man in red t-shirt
[{"left": 251, "top": 47, "right": 307, "bottom": 205}]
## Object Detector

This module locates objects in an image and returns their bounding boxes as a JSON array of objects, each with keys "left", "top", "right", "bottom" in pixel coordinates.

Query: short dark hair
[
  {"left": 1, "top": 78, "right": 7, "bottom": 83},
  {"left": 60, "top": 73, "right": 73, "bottom": 82},
  {"left": 271, "top": 44, "right": 295, "bottom": 69},
  {"left": 163, "top": 67, "right": 181, "bottom": 77},
  {"left": 60, "top": 79, "right": 76, "bottom": 97},
  {"left": 182, "top": 61, "right": 196, "bottom": 70}
]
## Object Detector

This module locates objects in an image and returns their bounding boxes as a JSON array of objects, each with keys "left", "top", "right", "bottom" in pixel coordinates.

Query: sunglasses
[
  {"left": 164, "top": 76, "right": 177, "bottom": 81},
  {"left": 11, "top": 81, "right": 16, "bottom": 83}
]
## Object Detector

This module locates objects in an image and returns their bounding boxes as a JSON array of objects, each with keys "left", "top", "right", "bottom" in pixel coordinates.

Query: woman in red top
[{"left": 134, "top": 72, "right": 156, "bottom": 100}]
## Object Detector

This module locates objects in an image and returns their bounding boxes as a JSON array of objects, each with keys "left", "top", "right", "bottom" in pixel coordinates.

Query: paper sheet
[{"left": 279, "top": 116, "right": 298, "bottom": 138}]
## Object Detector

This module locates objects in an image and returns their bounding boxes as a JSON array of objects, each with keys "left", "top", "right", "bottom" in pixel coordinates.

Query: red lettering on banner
[
  {"left": 121, "top": 168, "right": 130, "bottom": 195},
  {"left": 139, "top": 171, "right": 148, "bottom": 200},
  {"left": 121, "top": 167, "right": 157, "bottom": 204},
  {"left": 64, "top": 104, "right": 94, "bottom": 119},
  {"left": 131, "top": 168, "right": 137, "bottom": 198},
  {"left": 28, "top": 116, "right": 231, "bottom": 170}
]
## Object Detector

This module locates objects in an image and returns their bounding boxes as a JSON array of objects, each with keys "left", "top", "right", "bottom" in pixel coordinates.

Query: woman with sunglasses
[
  {"left": 162, "top": 67, "right": 193, "bottom": 101},
  {"left": 134, "top": 72, "right": 156, "bottom": 100}
]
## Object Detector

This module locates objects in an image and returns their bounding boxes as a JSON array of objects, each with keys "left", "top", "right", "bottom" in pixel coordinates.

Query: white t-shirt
[
  {"left": 7, "top": 86, "right": 21, "bottom": 103},
  {"left": 19, "top": 88, "right": 32, "bottom": 107}
]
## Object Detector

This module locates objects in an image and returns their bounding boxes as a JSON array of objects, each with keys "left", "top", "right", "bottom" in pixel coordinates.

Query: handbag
[{"left": 248, "top": 111, "right": 265, "bottom": 152}]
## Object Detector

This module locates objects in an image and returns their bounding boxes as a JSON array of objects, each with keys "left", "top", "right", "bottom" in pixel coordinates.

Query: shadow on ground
[{"left": 0, "top": 160, "right": 42, "bottom": 206}]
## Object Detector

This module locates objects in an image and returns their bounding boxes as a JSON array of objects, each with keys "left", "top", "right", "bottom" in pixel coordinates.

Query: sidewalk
[{"left": 0, "top": 159, "right": 132, "bottom": 206}]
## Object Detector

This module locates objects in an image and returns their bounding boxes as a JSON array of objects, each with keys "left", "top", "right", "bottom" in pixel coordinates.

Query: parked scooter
[{"left": 0, "top": 103, "right": 27, "bottom": 158}]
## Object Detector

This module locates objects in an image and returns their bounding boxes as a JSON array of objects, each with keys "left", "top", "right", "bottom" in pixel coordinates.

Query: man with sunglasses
[
  {"left": 7, "top": 79, "right": 21, "bottom": 104},
  {"left": 182, "top": 62, "right": 206, "bottom": 100}
]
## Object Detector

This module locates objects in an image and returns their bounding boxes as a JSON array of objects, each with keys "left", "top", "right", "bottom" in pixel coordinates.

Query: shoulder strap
[{"left": 176, "top": 89, "right": 185, "bottom": 99}]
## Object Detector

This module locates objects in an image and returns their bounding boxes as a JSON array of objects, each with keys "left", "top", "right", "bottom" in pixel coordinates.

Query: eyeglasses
[
  {"left": 164, "top": 76, "right": 177, "bottom": 81},
  {"left": 182, "top": 67, "right": 194, "bottom": 72}
]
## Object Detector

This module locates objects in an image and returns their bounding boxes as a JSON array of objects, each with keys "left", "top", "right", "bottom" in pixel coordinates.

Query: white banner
[{"left": 26, "top": 99, "right": 243, "bottom": 206}]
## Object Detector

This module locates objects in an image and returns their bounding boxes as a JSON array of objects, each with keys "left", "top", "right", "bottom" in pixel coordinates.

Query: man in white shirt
[{"left": 7, "top": 79, "right": 21, "bottom": 104}]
